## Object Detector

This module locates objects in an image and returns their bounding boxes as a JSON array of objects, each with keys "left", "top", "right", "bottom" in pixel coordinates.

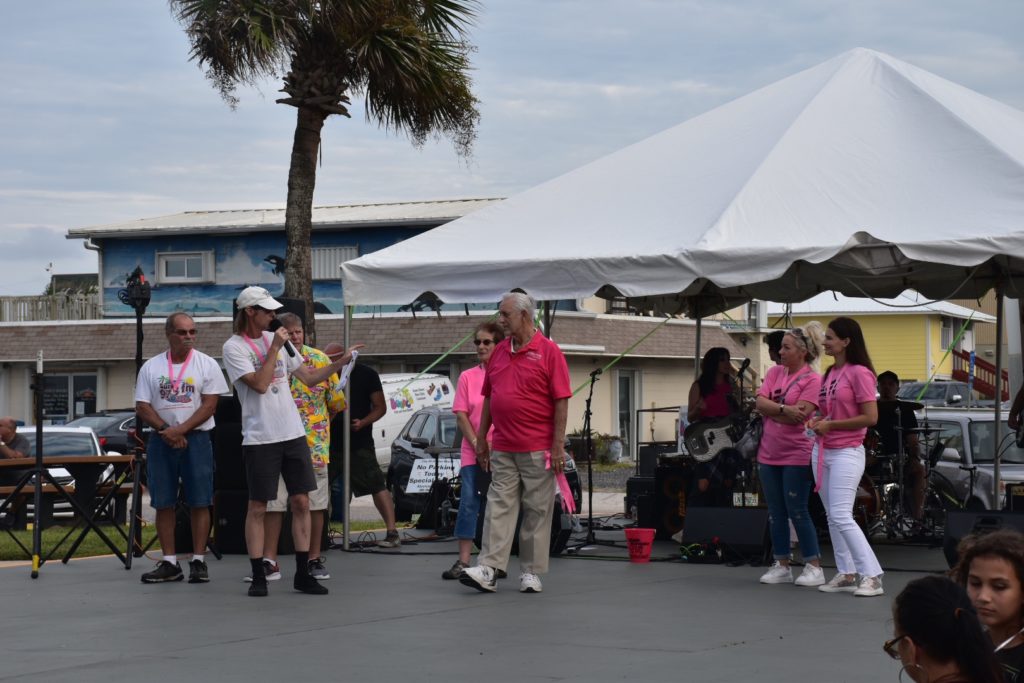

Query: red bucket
[{"left": 624, "top": 527, "right": 656, "bottom": 563}]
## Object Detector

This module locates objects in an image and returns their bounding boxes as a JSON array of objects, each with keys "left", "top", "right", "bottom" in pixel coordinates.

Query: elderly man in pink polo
[{"left": 459, "top": 291, "right": 571, "bottom": 594}]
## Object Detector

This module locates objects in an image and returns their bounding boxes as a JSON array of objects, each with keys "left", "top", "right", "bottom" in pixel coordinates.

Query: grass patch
[
  {"left": 0, "top": 524, "right": 157, "bottom": 562},
  {"left": 588, "top": 462, "right": 634, "bottom": 473}
]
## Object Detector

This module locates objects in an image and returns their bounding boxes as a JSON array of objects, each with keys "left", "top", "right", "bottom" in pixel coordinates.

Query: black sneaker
[
  {"left": 141, "top": 560, "right": 183, "bottom": 584},
  {"left": 188, "top": 559, "right": 209, "bottom": 584},
  {"left": 442, "top": 560, "right": 468, "bottom": 580},
  {"left": 248, "top": 578, "right": 268, "bottom": 597},
  {"left": 294, "top": 573, "right": 328, "bottom": 595}
]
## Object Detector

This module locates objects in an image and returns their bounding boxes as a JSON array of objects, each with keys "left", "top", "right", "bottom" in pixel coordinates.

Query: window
[
  {"left": 41, "top": 374, "right": 97, "bottom": 423},
  {"left": 155, "top": 251, "right": 214, "bottom": 284},
  {"left": 312, "top": 246, "right": 358, "bottom": 281},
  {"left": 940, "top": 316, "right": 955, "bottom": 350}
]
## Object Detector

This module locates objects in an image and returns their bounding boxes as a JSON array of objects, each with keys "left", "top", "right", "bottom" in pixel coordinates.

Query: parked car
[
  {"left": 922, "top": 407, "right": 1024, "bottom": 511},
  {"left": 65, "top": 410, "right": 137, "bottom": 454},
  {"left": 6, "top": 426, "right": 116, "bottom": 524},
  {"left": 386, "top": 406, "right": 583, "bottom": 523},
  {"left": 898, "top": 381, "right": 977, "bottom": 407}
]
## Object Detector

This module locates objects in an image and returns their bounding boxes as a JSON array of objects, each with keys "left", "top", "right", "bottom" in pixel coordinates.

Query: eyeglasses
[
  {"left": 882, "top": 634, "right": 907, "bottom": 660},
  {"left": 473, "top": 339, "right": 494, "bottom": 347},
  {"left": 174, "top": 329, "right": 198, "bottom": 336}
]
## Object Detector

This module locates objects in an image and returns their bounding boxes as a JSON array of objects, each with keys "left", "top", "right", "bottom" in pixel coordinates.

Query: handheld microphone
[
  {"left": 738, "top": 358, "right": 751, "bottom": 375},
  {"left": 267, "top": 318, "right": 296, "bottom": 357}
]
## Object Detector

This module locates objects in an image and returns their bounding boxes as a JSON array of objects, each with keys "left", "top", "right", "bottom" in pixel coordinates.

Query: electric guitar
[{"left": 683, "top": 417, "right": 742, "bottom": 462}]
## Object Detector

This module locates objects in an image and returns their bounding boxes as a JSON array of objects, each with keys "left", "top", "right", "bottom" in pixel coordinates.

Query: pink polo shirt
[
  {"left": 819, "top": 364, "right": 877, "bottom": 449},
  {"left": 482, "top": 332, "right": 572, "bottom": 453},
  {"left": 756, "top": 365, "right": 821, "bottom": 466},
  {"left": 452, "top": 365, "right": 491, "bottom": 467}
]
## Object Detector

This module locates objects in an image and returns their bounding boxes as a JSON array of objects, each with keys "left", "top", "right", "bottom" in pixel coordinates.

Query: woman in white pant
[{"left": 807, "top": 316, "right": 884, "bottom": 597}]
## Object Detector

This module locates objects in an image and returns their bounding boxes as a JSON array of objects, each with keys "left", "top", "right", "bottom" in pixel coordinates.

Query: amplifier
[{"left": 1007, "top": 484, "right": 1024, "bottom": 512}]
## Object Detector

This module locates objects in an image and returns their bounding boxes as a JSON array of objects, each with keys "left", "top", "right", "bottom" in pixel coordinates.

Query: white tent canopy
[{"left": 342, "top": 48, "right": 1024, "bottom": 313}]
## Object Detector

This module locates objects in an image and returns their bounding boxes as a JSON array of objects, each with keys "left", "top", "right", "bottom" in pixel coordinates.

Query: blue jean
[
  {"left": 454, "top": 464, "right": 482, "bottom": 540},
  {"left": 759, "top": 463, "right": 820, "bottom": 562},
  {"left": 147, "top": 430, "right": 214, "bottom": 509}
]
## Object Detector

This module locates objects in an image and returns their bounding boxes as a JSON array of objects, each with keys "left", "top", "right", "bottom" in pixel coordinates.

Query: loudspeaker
[
  {"left": 637, "top": 442, "right": 678, "bottom": 477},
  {"left": 213, "top": 490, "right": 249, "bottom": 554},
  {"left": 943, "top": 510, "right": 1024, "bottom": 567},
  {"left": 636, "top": 494, "right": 656, "bottom": 530},
  {"left": 625, "top": 475, "right": 655, "bottom": 521},
  {"left": 213, "top": 395, "right": 246, "bottom": 491},
  {"left": 682, "top": 506, "right": 769, "bottom": 562},
  {"left": 654, "top": 465, "right": 691, "bottom": 540}
]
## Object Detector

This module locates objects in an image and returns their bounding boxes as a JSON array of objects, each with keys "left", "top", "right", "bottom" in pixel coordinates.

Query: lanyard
[
  {"left": 813, "top": 364, "right": 849, "bottom": 492},
  {"left": 166, "top": 349, "right": 194, "bottom": 394},
  {"left": 995, "top": 626, "right": 1024, "bottom": 652},
  {"left": 242, "top": 333, "right": 269, "bottom": 367}
]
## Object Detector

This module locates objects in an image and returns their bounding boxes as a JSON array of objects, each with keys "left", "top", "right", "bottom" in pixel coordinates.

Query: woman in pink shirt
[
  {"left": 755, "top": 322, "right": 825, "bottom": 587},
  {"left": 442, "top": 321, "right": 504, "bottom": 580},
  {"left": 807, "top": 316, "right": 883, "bottom": 597}
]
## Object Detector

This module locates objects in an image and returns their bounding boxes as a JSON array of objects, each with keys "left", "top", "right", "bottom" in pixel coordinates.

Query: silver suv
[
  {"left": 898, "top": 381, "right": 977, "bottom": 407},
  {"left": 921, "top": 408, "right": 1024, "bottom": 510}
]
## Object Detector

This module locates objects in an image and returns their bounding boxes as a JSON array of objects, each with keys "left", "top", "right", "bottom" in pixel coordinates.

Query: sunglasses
[
  {"left": 473, "top": 339, "right": 494, "bottom": 346},
  {"left": 174, "top": 329, "right": 198, "bottom": 336},
  {"left": 882, "top": 634, "right": 907, "bottom": 660}
]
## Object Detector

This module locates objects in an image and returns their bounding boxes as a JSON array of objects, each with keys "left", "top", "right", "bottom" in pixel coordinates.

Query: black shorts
[{"left": 243, "top": 436, "right": 316, "bottom": 502}]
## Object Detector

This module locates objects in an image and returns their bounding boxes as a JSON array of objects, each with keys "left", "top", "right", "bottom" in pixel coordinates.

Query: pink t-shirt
[
  {"left": 819, "top": 364, "right": 877, "bottom": 449},
  {"left": 452, "top": 365, "right": 492, "bottom": 467},
  {"left": 756, "top": 365, "right": 821, "bottom": 466},
  {"left": 482, "top": 332, "right": 572, "bottom": 452}
]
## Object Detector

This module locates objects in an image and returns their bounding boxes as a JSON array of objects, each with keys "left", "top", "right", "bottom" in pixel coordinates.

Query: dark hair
[
  {"left": 824, "top": 316, "right": 875, "bottom": 376},
  {"left": 952, "top": 529, "right": 1024, "bottom": 593},
  {"left": 892, "top": 576, "right": 1002, "bottom": 683},
  {"left": 877, "top": 370, "right": 899, "bottom": 384},
  {"left": 697, "top": 347, "right": 730, "bottom": 397},
  {"left": 764, "top": 330, "right": 785, "bottom": 354},
  {"left": 475, "top": 321, "right": 505, "bottom": 343}
]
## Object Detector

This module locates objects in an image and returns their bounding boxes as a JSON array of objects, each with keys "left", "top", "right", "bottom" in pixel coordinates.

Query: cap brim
[{"left": 260, "top": 297, "right": 283, "bottom": 310}]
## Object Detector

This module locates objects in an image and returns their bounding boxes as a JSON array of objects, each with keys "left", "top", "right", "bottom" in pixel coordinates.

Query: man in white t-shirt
[
  {"left": 136, "top": 312, "right": 229, "bottom": 585},
  {"left": 222, "top": 286, "right": 360, "bottom": 597}
]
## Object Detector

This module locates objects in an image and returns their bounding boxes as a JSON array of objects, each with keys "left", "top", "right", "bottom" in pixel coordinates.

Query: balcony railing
[{"left": 0, "top": 292, "right": 101, "bottom": 322}]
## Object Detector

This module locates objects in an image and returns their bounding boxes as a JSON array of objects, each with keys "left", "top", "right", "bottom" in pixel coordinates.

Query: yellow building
[{"left": 766, "top": 291, "right": 995, "bottom": 384}]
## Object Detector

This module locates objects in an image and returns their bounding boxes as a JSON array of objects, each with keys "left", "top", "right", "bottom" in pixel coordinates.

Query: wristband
[
  {"left": 778, "top": 404, "right": 784, "bottom": 415},
  {"left": 158, "top": 423, "right": 170, "bottom": 432}
]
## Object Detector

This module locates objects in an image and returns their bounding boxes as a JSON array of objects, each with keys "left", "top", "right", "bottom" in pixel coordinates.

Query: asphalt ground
[{"left": 1, "top": 517, "right": 946, "bottom": 683}]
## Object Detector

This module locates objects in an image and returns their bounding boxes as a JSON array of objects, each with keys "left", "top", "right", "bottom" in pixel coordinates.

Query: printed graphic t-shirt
[{"left": 135, "top": 349, "right": 228, "bottom": 430}]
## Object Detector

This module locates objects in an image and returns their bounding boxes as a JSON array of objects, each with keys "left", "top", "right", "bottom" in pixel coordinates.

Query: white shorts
[{"left": 267, "top": 467, "right": 329, "bottom": 512}]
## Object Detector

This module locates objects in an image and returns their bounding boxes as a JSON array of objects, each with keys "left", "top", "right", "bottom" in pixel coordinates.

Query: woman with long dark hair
[
  {"left": 953, "top": 529, "right": 1024, "bottom": 681},
  {"left": 755, "top": 322, "right": 824, "bottom": 587},
  {"left": 887, "top": 575, "right": 1003, "bottom": 683},
  {"left": 686, "top": 347, "right": 739, "bottom": 506},
  {"left": 807, "top": 316, "right": 883, "bottom": 597}
]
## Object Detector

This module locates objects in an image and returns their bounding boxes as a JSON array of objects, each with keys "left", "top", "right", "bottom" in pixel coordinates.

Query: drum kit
[{"left": 855, "top": 399, "right": 943, "bottom": 540}]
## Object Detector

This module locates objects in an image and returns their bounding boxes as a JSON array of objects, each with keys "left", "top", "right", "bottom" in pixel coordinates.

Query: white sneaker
[
  {"left": 794, "top": 564, "right": 825, "bottom": 587},
  {"left": 459, "top": 565, "right": 497, "bottom": 593},
  {"left": 243, "top": 559, "right": 282, "bottom": 583},
  {"left": 759, "top": 561, "right": 793, "bottom": 584},
  {"left": 519, "top": 572, "right": 543, "bottom": 593},
  {"left": 853, "top": 575, "right": 884, "bottom": 597},
  {"left": 818, "top": 573, "right": 858, "bottom": 593}
]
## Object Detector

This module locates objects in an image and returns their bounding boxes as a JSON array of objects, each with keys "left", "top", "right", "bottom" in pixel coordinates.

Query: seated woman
[
  {"left": 686, "top": 347, "right": 740, "bottom": 507},
  {"left": 888, "top": 575, "right": 1002, "bottom": 683}
]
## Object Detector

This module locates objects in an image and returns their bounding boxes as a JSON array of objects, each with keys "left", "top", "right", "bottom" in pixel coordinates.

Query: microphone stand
[{"left": 567, "top": 369, "right": 617, "bottom": 552}]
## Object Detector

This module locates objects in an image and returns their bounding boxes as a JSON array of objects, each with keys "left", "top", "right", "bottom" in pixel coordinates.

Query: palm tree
[{"left": 169, "top": 0, "right": 480, "bottom": 340}]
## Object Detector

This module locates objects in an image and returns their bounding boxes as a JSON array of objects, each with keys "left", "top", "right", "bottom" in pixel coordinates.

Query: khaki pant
[{"left": 478, "top": 450, "right": 556, "bottom": 575}]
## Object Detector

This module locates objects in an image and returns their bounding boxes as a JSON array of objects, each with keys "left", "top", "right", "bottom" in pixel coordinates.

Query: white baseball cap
[{"left": 235, "top": 286, "right": 282, "bottom": 310}]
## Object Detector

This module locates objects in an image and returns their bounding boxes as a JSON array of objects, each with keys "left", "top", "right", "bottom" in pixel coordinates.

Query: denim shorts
[
  {"left": 147, "top": 430, "right": 214, "bottom": 509},
  {"left": 454, "top": 464, "right": 483, "bottom": 540}
]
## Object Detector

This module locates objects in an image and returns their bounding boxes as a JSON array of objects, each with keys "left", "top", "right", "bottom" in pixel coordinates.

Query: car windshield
[
  {"left": 898, "top": 383, "right": 946, "bottom": 401},
  {"left": 65, "top": 416, "right": 118, "bottom": 429},
  {"left": 18, "top": 433, "right": 99, "bottom": 457},
  {"left": 969, "top": 421, "right": 1024, "bottom": 464}
]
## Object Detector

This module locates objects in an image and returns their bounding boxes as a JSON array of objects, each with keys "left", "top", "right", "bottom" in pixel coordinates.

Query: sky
[{"left": 2, "top": 1, "right": 1024, "bottom": 296}]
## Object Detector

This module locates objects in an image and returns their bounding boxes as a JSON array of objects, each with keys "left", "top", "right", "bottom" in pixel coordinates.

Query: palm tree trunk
[{"left": 283, "top": 105, "right": 326, "bottom": 343}]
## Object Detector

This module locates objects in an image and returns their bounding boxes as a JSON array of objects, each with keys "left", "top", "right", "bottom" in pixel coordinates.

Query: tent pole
[
  {"left": 343, "top": 304, "right": 352, "bottom": 550},
  {"left": 994, "top": 285, "right": 1005, "bottom": 508},
  {"left": 694, "top": 316, "right": 703, "bottom": 381}
]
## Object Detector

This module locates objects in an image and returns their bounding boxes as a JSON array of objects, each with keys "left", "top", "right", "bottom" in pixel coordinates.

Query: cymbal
[{"left": 877, "top": 399, "right": 925, "bottom": 411}]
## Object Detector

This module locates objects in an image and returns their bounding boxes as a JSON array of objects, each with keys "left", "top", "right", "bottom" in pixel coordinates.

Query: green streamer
[
  {"left": 572, "top": 317, "right": 673, "bottom": 396},
  {"left": 912, "top": 312, "right": 974, "bottom": 401}
]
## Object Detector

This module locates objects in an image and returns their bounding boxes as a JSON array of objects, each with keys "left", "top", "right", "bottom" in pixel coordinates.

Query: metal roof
[
  {"left": 66, "top": 198, "right": 503, "bottom": 239},
  {"left": 766, "top": 290, "right": 996, "bottom": 322}
]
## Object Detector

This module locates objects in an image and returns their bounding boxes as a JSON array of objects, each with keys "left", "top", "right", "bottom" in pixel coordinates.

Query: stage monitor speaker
[
  {"left": 943, "top": 510, "right": 1024, "bottom": 567},
  {"left": 625, "top": 475, "right": 655, "bottom": 523},
  {"left": 654, "top": 465, "right": 691, "bottom": 541},
  {"left": 682, "top": 506, "right": 769, "bottom": 562},
  {"left": 213, "top": 490, "right": 249, "bottom": 555}
]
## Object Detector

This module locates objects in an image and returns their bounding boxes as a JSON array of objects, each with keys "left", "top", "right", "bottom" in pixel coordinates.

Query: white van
[{"left": 372, "top": 373, "right": 454, "bottom": 465}]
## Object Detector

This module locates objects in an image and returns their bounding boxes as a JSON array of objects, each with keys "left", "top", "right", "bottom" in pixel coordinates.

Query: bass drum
[{"left": 808, "top": 474, "right": 879, "bottom": 537}]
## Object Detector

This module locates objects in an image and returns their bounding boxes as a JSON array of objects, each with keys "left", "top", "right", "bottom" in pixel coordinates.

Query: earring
[{"left": 898, "top": 662, "right": 927, "bottom": 683}]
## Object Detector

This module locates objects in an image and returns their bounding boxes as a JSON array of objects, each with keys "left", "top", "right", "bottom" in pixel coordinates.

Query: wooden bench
[{"left": 0, "top": 483, "right": 133, "bottom": 528}]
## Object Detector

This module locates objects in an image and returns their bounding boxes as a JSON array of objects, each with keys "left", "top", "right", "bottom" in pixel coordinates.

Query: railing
[
  {"left": 951, "top": 348, "right": 1009, "bottom": 400},
  {"left": 0, "top": 292, "right": 101, "bottom": 322}
]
